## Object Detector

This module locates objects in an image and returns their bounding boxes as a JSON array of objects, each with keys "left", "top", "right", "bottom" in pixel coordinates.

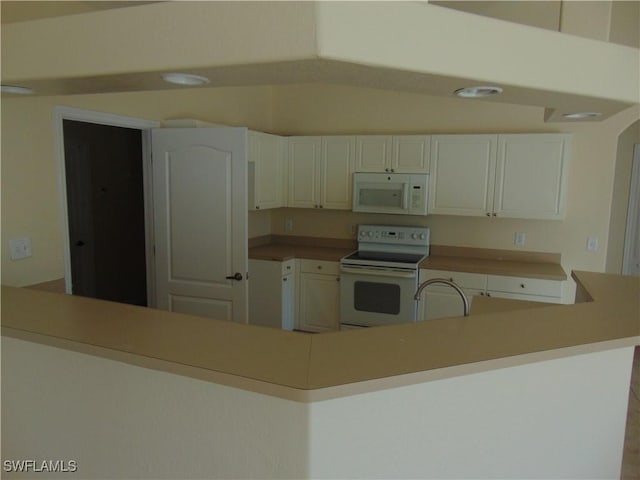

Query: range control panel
[{"left": 357, "top": 224, "right": 430, "bottom": 247}]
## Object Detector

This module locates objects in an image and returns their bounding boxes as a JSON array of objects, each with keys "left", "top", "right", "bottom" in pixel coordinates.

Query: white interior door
[
  {"left": 623, "top": 145, "right": 640, "bottom": 276},
  {"left": 152, "top": 127, "right": 248, "bottom": 322}
]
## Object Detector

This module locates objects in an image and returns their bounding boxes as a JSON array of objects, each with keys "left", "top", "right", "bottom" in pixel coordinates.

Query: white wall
[
  {"left": 308, "top": 347, "right": 634, "bottom": 479},
  {"left": 1, "top": 337, "right": 309, "bottom": 479},
  {"left": 606, "top": 120, "right": 640, "bottom": 273},
  {"left": 2, "top": 336, "right": 634, "bottom": 479}
]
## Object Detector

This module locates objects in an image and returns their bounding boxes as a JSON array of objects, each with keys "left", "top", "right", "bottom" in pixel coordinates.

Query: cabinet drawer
[
  {"left": 486, "top": 291, "right": 563, "bottom": 304},
  {"left": 281, "top": 259, "right": 296, "bottom": 275},
  {"left": 300, "top": 259, "right": 340, "bottom": 275},
  {"left": 420, "top": 269, "right": 487, "bottom": 291},
  {"left": 486, "top": 275, "right": 562, "bottom": 298}
]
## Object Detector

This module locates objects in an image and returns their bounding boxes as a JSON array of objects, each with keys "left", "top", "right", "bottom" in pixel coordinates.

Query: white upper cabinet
[
  {"left": 429, "top": 135, "right": 498, "bottom": 216},
  {"left": 429, "top": 133, "right": 570, "bottom": 220},
  {"left": 494, "top": 134, "right": 571, "bottom": 220},
  {"left": 248, "top": 131, "right": 286, "bottom": 210},
  {"left": 321, "top": 136, "right": 356, "bottom": 210},
  {"left": 355, "top": 136, "right": 392, "bottom": 172},
  {"left": 355, "top": 135, "right": 430, "bottom": 173},
  {"left": 392, "top": 135, "right": 430, "bottom": 173},
  {"left": 288, "top": 136, "right": 355, "bottom": 210},
  {"left": 288, "top": 136, "right": 322, "bottom": 209}
]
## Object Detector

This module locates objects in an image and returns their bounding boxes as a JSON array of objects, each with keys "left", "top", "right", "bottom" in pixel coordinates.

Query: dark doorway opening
[{"left": 63, "top": 120, "right": 147, "bottom": 306}]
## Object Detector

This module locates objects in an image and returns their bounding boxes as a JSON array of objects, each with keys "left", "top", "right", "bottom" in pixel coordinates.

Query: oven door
[{"left": 340, "top": 265, "right": 418, "bottom": 327}]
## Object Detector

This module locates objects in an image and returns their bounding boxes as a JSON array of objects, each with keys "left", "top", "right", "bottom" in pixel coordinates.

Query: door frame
[
  {"left": 54, "top": 106, "right": 160, "bottom": 305},
  {"left": 622, "top": 144, "right": 640, "bottom": 275}
]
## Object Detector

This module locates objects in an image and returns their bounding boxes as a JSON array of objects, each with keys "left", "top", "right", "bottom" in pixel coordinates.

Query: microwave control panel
[{"left": 410, "top": 184, "right": 425, "bottom": 213}]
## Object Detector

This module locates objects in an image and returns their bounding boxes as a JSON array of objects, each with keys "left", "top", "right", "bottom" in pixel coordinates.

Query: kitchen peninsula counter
[{"left": 2, "top": 271, "right": 638, "bottom": 401}]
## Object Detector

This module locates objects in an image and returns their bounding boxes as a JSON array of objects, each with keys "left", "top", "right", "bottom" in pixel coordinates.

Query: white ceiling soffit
[
  {"left": 1, "top": 2, "right": 638, "bottom": 122},
  {"left": 0, "top": 1, "right": 160, "bottom": 24}
]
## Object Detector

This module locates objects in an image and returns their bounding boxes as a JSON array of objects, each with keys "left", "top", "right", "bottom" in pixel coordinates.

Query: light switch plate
[
  {"left": 586, "top": 236, "right": 599, "bottom": 252},
  {"left": 9, "top": 237, "right": 32, "bottom": 260},
  {"left": 285, "top": 218, "right": 293, "bottom": 232}
]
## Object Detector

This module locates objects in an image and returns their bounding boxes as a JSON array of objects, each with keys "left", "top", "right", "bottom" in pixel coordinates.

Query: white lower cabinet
[
  {"left": 418, "top": 268, "right": 564, "bottom": 320},
  {"left": 248, "top": 259, "right": 296, "bottom": 330},
  {"left": 297, "top": 259, "right": 341, "bottom": 332}
]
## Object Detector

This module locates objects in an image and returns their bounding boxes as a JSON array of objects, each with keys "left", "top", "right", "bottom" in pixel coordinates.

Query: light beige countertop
[
  {"left": 2, "top": 271, "right": 638, "bottom": 401},
  {"left": 249, "top": 244, "right": 354, "bottom": 263},
  {"left": 420, "top": 245, "right": 567, "bottom": 280},
  {"left": 249, "top": 234, "right": 355, "bottom": 262},
  {"left": 419, "top": 255, "right": 567, "bottom": 280}
]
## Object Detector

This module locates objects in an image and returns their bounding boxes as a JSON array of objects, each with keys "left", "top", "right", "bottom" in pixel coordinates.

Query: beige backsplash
[
  {"left": 263, "top": 208, "right": 566, "bottom": 255},
  {"left": 269, "top": 208, "right": 429, "bottom": 240},
  {"left": 248, "top": 210, "right": 273, "bottom": 238}
]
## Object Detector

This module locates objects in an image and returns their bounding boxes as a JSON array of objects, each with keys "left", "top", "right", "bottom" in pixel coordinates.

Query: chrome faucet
[{"left": 414, "top": 278, "right": 470, "bottom": 317}]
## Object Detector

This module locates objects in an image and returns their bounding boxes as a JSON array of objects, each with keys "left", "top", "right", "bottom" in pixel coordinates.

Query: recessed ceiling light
[
  {"left": 161, "top": 73, "right": 210, "bottom": 86},
  {"left": 1, "top": 85, "right": 33, "bottom": 95},
  {"left": 562, "top": 112, "right": 602, "bottom": 119},
  {"left": 454, "top": 86, "right": 503, "bottom": 98}
]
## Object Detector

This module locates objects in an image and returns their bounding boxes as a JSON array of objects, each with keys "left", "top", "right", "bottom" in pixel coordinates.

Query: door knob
[
  {"left": 75, "top": 240, "right": 85, "bottom": 247},
  {"left": 225, "top": 272, "right": 243, "bottom": 281}
]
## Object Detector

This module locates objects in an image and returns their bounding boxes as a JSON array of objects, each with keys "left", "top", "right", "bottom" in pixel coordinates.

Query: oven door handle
[{"left": 340, "top": 266, "right": 417, "bottom": 279}]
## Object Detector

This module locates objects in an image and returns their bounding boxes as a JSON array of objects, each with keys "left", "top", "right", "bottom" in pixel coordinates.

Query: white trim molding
[
  {"left": 622, "top": 144, "right": 640, "bottom": 276},
  {"left": 53, "top": 106, "right": 159, "bottom": 303}
]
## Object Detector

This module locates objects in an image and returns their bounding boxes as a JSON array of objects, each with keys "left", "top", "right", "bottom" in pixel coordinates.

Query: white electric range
[{"left": 339, "top": 224, "right": 430, "bottom": 328}]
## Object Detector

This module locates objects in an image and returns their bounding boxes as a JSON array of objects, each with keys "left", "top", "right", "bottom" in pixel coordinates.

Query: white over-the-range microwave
[{"left": 352, "top": 172, "right": 429, "bottom": 215}]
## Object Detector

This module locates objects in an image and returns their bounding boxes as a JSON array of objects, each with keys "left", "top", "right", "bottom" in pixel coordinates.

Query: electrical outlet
[
  {"left": 9, "top": 237, "right": 32, "bottom": 260},
  {"left": 514, "top": 232, "right": 526, "bottom": 247},
  {"left": 586, "top": 236, "right": 599, "bottom": 252},
  {"left": 285, "top": 218, "right": 293, "bottom": 232}
]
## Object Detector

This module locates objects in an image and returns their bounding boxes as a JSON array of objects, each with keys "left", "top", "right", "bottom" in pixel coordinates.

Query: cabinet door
[
  {"left": 321, "top": 136, "right": 355, "bottom": 210},
  {"left": 248, "top": 259, "right": 283, "bottom": 328},
  {"left": 288, "top": 137, "right": 321, "bottom": 208},
  {"left": 494, "top": 134, "right": 570, "bottom": 220},
  {"left": 392, "top": 135, "right": 430, "bottom": 173},
  {"left": 281, "top": 272, "right": 295, "bottom": 330},
  {"left": 249, "top": 132, "right": 285, "bottom": 210},
  {"left": 429, "top": 135, "right": 498, "bottom": 216},
  {"left": 298, "top": 272, "right": 340, "bottom": 332},
  {"left": 355, "top": 136, "right": 393, "bottom": 172},
  {"left": 419, "top": 290, "right": 473, "bottom": 321}
]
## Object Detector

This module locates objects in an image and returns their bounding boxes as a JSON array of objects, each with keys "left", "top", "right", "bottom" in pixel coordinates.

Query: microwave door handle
[{"left": 402, "top": 183, "right": 409, "bottom": 210}]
